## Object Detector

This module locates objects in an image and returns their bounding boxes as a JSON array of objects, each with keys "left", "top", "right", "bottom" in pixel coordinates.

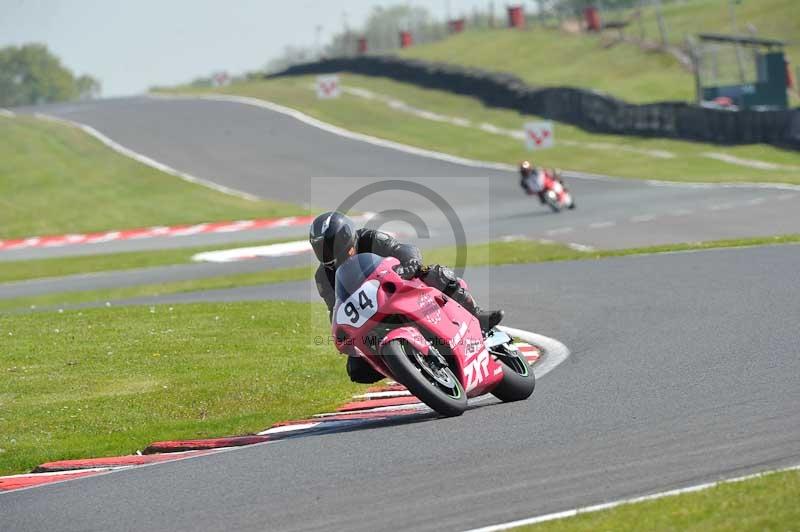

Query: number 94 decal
[{"left": 335, "top": 280, "right": 380, "bottom": 328}]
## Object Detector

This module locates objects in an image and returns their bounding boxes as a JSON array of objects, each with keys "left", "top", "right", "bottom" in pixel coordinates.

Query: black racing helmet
[{"left": 309, "top": 211, "right": 357, "bottom": 267}]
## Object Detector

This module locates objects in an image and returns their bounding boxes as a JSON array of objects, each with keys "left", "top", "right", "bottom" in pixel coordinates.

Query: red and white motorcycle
[{"left": 540, "top": 170, "right": 575, "bottom": 212}]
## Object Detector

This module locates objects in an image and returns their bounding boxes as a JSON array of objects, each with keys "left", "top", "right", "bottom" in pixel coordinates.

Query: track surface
[
  {"left": 3, "top": 96, "right": 800, "bottom": 530},
  {"left": 3, "top": 245, "right": 800, "bottom": 531},
  {"left": 3, "top": 96, "right": 800, "bottom": 301},
  {"left": 10, "top": 96, "right": 800, "bottom": 263}
]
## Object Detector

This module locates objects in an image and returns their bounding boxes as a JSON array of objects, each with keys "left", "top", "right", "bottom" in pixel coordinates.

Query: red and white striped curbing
[
  {"left": 0, "top": 468, "right": 114, "bottom": 492},
  {"left": 34, "top": 449, "right": 218, "bottom": 473},
  {"left": 0, "top": 215, "right": 318, "bottom": 252},
  {"left": 0, "top": 342, "right": 542, "bottom": 493}
]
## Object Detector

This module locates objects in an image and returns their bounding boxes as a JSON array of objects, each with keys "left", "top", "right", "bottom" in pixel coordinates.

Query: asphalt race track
[
  {"left": 4, "top": 95, "right": 800, "bottom": 302},
  {"left": 3, "top": 245, "right": 800, "bottom": 531},
  {"left": 2, "top": 96, "right": 800, "bottom": 531},
  {"left": 12, "top": 96, "right": 800, "bottom": 260}
]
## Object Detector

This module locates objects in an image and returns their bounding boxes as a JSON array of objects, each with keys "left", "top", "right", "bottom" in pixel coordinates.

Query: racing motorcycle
[
  {"left": 331, "top": 253, "right": 535, "bottom": 417},
  {"left": 541, "top": 171, "right": 575, "bottom": 212}
]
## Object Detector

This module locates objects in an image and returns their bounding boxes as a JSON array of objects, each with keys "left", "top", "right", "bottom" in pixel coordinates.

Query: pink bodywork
[{"left": 331, "top": 256, "right": 504, "bottom": 398}]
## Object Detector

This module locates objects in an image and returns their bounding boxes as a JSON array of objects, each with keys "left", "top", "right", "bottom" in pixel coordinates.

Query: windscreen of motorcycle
[{"left": 335, "top": 253, "right": 384, "bottom": 302}]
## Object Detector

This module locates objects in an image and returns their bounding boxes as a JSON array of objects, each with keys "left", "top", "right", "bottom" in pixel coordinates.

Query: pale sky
[{"left": 1, "top": 0, "right": 509, "bottom": 96}]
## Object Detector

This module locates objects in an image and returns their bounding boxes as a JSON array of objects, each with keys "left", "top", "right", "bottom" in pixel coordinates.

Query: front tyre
[
  {"left": 545, "top": 191, "right": 561, "bottom": 213},
  {"left": 381, "top": 339, "right": 467, "bottom": 417},
  {"left": 491, "top": 346, "right": 535, "bottom": 402}
]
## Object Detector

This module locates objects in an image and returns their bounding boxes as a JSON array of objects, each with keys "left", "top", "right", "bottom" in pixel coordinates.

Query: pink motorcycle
[{"left": 331, "top": 253, "right": 535, "bottom": 417}]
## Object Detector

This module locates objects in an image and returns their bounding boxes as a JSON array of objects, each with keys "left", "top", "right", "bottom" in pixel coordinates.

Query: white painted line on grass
[
  {"left": 500, "top": 234, "right": 528, "bottom": 242},
  {"left": 258, "top": 422, "right": 322, "bottom": 435},
  {"left": 567, "top": 242, "right": 595, "bottom": 252},
  {"left": 33, "top": 112, "right": 261, "bottom": 201},
  {"left": 463, "top": 463, "right": 800, "bottom": 532},
  {"left": 703, "top": 152, "right": 799, "bottom": 171},
  {"left": 340, "top": 85, "right": 676, "bottom": 160},
  {"left": 193, "top": 240, "right": 311, "bottom": 263},
  {"left": 0, "top": 109, "right": 15, "bottom": 118}
]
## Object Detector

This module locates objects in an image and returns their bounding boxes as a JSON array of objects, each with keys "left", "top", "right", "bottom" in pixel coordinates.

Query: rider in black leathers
[{"left": 310, "top": 211, "right": 504, "bottom": 384}]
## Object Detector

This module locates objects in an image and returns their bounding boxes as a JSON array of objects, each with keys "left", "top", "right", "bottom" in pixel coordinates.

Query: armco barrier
[{"left": 268, "top": 56, "right": 800, "bottom": 149}]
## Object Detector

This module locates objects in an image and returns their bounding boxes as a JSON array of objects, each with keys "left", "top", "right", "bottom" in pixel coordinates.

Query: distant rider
[
  {"left": 309, "top": 211, "right": 504, "bottom": 384},
  {"left": 519, "top": 160, "right": 576, "bottom": 209},
  {"left": 519, "top": 160, "right": 548, "bottom": 204}
]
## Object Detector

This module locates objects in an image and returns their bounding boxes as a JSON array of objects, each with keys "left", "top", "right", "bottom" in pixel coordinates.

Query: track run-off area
[{"left": 1, "top": 95, "right": 799, "bottom": 532}]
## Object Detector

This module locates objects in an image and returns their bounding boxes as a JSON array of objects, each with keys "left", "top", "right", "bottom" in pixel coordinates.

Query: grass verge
[
  {"left": 0, "top": 115, "right": 303, "bottom": 240},
  {"left": 0, "top": 301, "right": 360, "bottom": 475},
  {"left": 0, "top": 237, "right": 299, "bottom": 284},
  {"left": 400, "top": 0, "right": 799, "bottom": 106},
  {"left": 0, "top": 265, "right": 315, "bottom": 313},
  {"left": 513, "top": 468, "right": 800, "bottom": 531},
  {"left": 168, "top": 75, "right": 800, "bottom": 184},
  {"left": 424, "top": 234, "right": 800, "bottom": 267},
  {"left": 2, "top": 235, "right": 798, "bottom": 314}
]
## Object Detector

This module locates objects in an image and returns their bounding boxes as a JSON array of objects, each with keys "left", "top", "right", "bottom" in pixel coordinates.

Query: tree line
[{"left": 0, "top": 44, "right": 101, "bottom": 107}]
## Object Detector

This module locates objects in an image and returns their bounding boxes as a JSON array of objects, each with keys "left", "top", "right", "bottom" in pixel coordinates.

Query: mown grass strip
[
  {"left": 400, "top": 0, "right": 799, "bottom": 106},
  {"left": 0, "top": 301, "right": 360, "bottom": 476},
  {"left": 0, "top": 265, "right": 315, "bottom": 313},
  {"left": 511, "top": 467, "right": 800, "bottom": 531},
  {"left": 0, "top": 115, "right": 304, "bottom": 240}
]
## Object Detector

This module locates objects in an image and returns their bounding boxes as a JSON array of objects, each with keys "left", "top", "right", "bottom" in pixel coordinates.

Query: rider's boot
[
  {"left": 453, "top": 287, "right": 504, "bottom": 333},
  {"left": 537, "top": 190, "right": 547, "bottom": 204},
  {"left": 475, "top": 308, "right": 505, "bottom": 332}
]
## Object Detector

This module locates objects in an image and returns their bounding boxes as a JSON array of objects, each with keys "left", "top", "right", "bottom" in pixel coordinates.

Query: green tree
[
  {"left": 75, "top": 74, "right": 102, "bottom": 100},
  {"left": 0, "top": 43, "right": 100, "bottom": 107}
]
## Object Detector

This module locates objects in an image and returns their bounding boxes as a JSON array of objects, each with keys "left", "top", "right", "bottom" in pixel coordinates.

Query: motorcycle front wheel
[
  {"left": 545, "top": 191, "right": 561, "bottom": 213},
  {"left": 381, "top": 339, "right": 467, "bottom": 417},
  {"left": 490, "top": 345, "right": 536, "bottom": 402}
]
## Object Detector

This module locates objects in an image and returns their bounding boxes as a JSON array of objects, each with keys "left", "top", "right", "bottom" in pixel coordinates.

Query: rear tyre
[
  {"left": 382, "top": 339, "right": 467, "bottom": 417},
  {"left": 491, "top": 346, "right": 536, "bottom": 402}
]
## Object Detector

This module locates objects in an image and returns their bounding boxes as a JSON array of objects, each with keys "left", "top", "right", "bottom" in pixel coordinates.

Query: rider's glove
[{"left": 393, "top": 259, "right": 421, "bottom": 280}]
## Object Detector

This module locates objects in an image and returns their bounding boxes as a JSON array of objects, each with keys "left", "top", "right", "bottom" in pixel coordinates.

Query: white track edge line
[
  {"left": 463, "top": 463, "right": 800, "bottom": 532},
  {"left": 497, "top": 326, "right": 570, "bottom": 379},
  {"left": 33, "top": 112, "right": 261, "bottom": 201},
  {"left": 149, "top": 93, "right": 800, "bottom": 192}
]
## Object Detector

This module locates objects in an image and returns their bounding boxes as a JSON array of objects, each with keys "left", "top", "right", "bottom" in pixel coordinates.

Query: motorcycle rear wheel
[
  {"left": 490, "top": 346, "right": 536, "bottom": 402},
  {"left": 381, "top": 339, "right": 467, "bottom": 417}
]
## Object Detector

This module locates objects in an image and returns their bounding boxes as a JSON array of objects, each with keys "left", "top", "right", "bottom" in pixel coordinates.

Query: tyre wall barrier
[{"left": 268, "top": 56, "right": 799, "bottom": 149}]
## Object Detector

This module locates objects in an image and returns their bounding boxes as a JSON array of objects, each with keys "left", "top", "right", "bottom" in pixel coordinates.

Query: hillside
[{"left": 398, "top": 0, "right": 798, "bottom": 105}]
